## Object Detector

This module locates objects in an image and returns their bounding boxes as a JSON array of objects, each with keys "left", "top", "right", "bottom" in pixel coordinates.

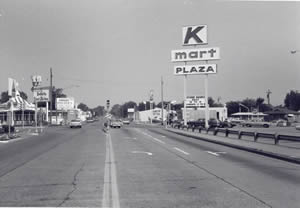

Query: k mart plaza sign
[
  {"left": 174, "top": 64, "right": 217, "bottom": 75},
  {"left": 171, "top": 47, "right": 220, "bottom": 62}
]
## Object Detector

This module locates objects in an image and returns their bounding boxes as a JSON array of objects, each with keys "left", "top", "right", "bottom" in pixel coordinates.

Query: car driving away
[
  {"left": 69, "top": 119, "right": 82, "bottom": 128},
  {"left": 110, "top": 120, "right": 122, "bottom": 128}
]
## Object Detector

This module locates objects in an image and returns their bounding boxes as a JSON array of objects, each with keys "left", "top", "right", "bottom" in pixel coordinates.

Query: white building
[
  {"left": 185, "top": 107, "right": 228, "bottom": 121},
  {"left": 138, "top": 108, "right": 168, "bottom": 122}
]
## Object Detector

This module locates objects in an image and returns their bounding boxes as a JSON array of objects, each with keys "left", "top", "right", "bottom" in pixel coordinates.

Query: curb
[{"left": 166, "top": 128, "right": 300, "bottom": 165}]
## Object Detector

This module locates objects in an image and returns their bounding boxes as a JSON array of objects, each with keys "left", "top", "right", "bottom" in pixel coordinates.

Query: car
[
  {"left": 86, "top": 118, "right": 94, "bottom": 123},
  {"left": 219, "top": 119, "right": 236, "bottom": 128},
  {"left": 241, "top": 120, "right": 270, "bottom": 128},
  {"left": 122, "top": 119, "right": 130, "bottom": 125},
  {"left": 187, "top": 119, "right": 205, "bottom": 128},
  {"left": 69, "top": 119, "right": 82, "bottom": 128},
  {"left": 110, "top": 121, "right": 121, "bottom": 128}
]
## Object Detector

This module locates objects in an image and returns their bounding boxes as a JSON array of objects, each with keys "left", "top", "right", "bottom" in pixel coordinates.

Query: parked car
[
  {"left": 122, "top": 119, "right": 131, "bottom": 125},
  {"left": 241, "top": 120, "right": 270, "bottom": 128},
  {"left": 187, "top": 119, "right": 205, "bottom": 128},
  {"left": 187, "top": 118, "right": 223, "bottom": 129},
  {"left": 69, "top": 119, "right": 82, "bottom": 128},
  {"left": 219, "top": 119, "right": 235, "bottom": 128}
]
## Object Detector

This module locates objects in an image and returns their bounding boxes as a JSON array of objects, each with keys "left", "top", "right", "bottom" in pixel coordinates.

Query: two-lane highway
[{"left": 0, "top": 122, "right": 299, "bottom": 207}]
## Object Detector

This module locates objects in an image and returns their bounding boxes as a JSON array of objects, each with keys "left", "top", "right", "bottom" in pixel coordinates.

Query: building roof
[
  {"left": 231, "top": 112, "right": 267, "bottom": 116},
  {"left": 0, "top": 96, "right": 35, "bottom": 112}
]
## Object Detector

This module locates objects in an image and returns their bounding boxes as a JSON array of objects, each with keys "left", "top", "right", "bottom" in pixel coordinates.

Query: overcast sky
[{"left": 0, "top": 0, "right": 299, "bottom": 108}]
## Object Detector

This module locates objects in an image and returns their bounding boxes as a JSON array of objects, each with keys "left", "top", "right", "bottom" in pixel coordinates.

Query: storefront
[{"left": 0, "top": 96, "right": 35, "bottom": 126}]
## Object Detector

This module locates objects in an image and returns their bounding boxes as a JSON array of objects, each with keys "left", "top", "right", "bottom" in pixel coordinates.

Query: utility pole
[
  {"left": 266, "top": 89, "right": 272, "bottom": 105},
  {"left": 50, "top": 68, "right": 53, "bottom": 125},
  {"left": 161, "top": 76, "right": 164, "bottom": 126}
]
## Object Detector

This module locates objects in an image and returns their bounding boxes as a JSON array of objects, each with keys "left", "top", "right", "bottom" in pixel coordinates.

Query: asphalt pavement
[{"left": 0, "top": 122, "right": 299, "bottom": 207}]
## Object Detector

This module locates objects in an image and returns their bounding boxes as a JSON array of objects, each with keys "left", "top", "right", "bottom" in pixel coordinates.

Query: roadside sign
[
  {"left": 185, "top": 96, "right": 205, "bottom": 108},
  {"left": 174, "top": 64, "right": 217, "bottom": 75},
  {"left": 33, "top": 89, "right": 50, "bottom": 102},
  {"left": 56, "top": 97, "right": 75, "bottom": 110},
  {"left": 171, "top": 47, "right": 220, "bottom": 62},
  {"left": 182, "top": 25, "right": 207, "bottom": 45}
]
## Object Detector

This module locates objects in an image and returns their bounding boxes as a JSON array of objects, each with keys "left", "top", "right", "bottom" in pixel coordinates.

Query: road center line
[
  {"left": 102, "top": 133, "right": 120, "bottom": 208},
  {"left": 173, "top": 147, "right": 190, "bottom": 155}
]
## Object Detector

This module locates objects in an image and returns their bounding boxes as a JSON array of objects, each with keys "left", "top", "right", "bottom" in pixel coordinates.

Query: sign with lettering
[
  {"left": 174, "top": 64, "right": 217, "bottom": 75},
  {"left": 185, "top": 96, "right": 205, "bottom": 108},
  {"left": 33, "top": 89, "right": 49, "bottom": 102},
  {"left": 56, "top": 97, "right": 75, "bottom": 110},
  {"left": 171, "top": 47, "right": 220, "bottom": 62},
  {"left": 182, "top": 25, "right": 207, "bottom": 45}
]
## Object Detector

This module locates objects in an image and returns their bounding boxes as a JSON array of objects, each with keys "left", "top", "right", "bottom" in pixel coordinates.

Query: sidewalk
[{"left": 166, "top": 127, "right": 300, "bottom": 164}]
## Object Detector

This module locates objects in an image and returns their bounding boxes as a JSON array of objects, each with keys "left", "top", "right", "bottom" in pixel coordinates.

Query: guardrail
[{"left": 170, "top": 123, "right": 300, "bottom": 145}]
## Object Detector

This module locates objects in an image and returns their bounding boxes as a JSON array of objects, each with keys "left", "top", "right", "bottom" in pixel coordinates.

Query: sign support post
[
  {"left": 183, "top": 74, "right": 187, "bottom": 126},
  {"left": 35, "top": 99, "right": 38, "bottom": 133},
  {"left": 205, "top": 74, "right": 209, "bottom": 129},
  {"left": 22, "top": 102, "right": 25, "bottom": 129}
]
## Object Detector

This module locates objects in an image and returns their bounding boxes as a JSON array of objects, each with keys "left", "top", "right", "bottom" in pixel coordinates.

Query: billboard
[
  {"left": 33, "top": 89, "right": 50, "bottom": 102},
  {"left": 171, "top": 47, "right": 220, "bottom": 62},
  {"left": 185, "top": 96, "right": 205, "bottom": 108},
  {"left": 56, "top": 97, "right": 75, "bottom": 110}
]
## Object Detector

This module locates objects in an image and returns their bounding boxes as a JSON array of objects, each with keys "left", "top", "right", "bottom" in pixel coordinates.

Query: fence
[{"left": 171, "top": 124, "right": 300, "bottom": 145}]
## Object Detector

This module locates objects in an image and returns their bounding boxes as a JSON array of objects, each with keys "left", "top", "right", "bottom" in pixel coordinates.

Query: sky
[{"left": 0, "top": 0, "right": 299, "bottom": 108}]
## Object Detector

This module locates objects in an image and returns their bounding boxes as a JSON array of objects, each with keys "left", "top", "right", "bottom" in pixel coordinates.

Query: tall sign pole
[
  {"left": 183, "top": 74, "right": 187, "bottom": 126},
  {"left": 50, "top": 68, "right": 53, "bottom": 124},
  {"left": 161, "top": 76, "right": 164, "bottom": 126},
  {"left": 204, "top": 74, "right": 209, "bottom": 128}
]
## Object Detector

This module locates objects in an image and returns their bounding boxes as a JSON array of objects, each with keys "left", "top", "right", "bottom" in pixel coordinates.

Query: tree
[
  {"left": 226, "top": 101, "right": 240, "bottom": 116},
  {"left": 110, "top": 104, "right": 122, "bottom": 117},
  {"left": 120, "top": 101, "right": 137, "bottom": 118},
  {"left": 77, "top": 103, "right": 89, "bottom": 112},
  {"left": 0, "top": 90, "right": 28, "bottom": 103},
  {"left": 241, "top": 98, "right": 256, "bottom": 111},
  {"left": 52, "top": 87, "right": 67, "bottom": 110},
  {"left": 91, "top": 105, "right": 105, "bottom": 116},
  {"left": 284, "top": 90, "right": 300, "bottom": 111},
  {"left": 208, "top": 97, "right": 223, "bottom": 107}
]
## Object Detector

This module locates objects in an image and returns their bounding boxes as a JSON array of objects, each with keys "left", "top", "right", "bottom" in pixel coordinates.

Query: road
[{"left": 0, "top": 121, "right": 299, "bottom": 207}]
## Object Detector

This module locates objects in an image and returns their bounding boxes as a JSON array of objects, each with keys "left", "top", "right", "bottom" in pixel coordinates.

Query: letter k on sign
[{"left": 182, "top": 25, "right": 207, "bottom": 45}]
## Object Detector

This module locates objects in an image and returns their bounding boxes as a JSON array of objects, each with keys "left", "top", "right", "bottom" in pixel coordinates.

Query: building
[
  {"left": 0, "top": 94, "right": 35, "bottom": 126},
  {"left": 264, "top": 108, "right": 300, "bottom": 122},
  {"left": 138, "top": 108, "right": 168, "bottom": 122},
  {"left": 185, "top": 107, "right": 228, "bottom": 122}
]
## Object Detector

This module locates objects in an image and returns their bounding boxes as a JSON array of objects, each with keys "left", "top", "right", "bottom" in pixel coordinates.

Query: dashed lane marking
[
  {"left": 131, "top": 151, "right": 153, "bottom": 156},
  {"left": 173, "top": 147, "right": 190, "bottom": 155},
  {"left": 206, "top": 151, "right": 227, "bottom": 157}
]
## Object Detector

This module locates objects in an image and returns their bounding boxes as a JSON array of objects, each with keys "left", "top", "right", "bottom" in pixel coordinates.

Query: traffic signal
[{"left": 106, "top": 100, "right": 110, "bottom": 109}]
